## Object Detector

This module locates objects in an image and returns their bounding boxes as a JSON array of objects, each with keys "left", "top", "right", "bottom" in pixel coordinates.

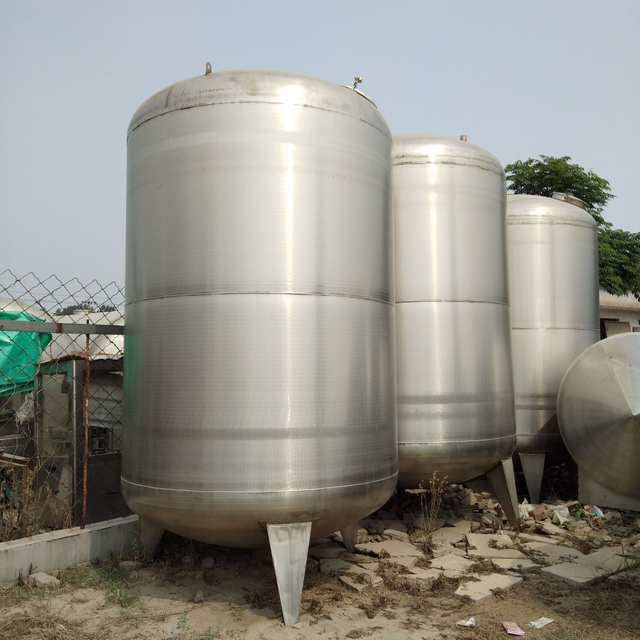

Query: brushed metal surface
[
  {"left": 558, "top": 333, "right": 640, "bottom": 499},
  {"left": 123, "top": 69, "right": 397, "bottom": 547},
  {"left": 393, "top": 135, "right": 516, "bottom": 487},
  {"left": 507, "top": 195, "right": 600, "bottom": 457}
]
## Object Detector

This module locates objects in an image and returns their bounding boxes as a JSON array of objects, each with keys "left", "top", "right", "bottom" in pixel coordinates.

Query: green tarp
[{"left": 0, "top": 310, "right": 52, "bottom": 397}]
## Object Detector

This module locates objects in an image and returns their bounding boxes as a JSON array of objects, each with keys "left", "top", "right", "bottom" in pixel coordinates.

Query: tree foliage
[{"left": 505, "top": 155, "right": 640, "bottom": 300}]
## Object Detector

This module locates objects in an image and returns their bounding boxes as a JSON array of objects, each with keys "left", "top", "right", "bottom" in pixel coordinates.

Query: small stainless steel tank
[
  {"left": 122, "top": 68, "right": 397, "bottom": 624},
  {"left": 393, "top": 134, "right": 517, "bottom": 516},
  {"left": 558, "top": 333, "right": 640, "bottom": 500},
  {"left": 507, "top": 193, "right": 600, "bottom": 503}
]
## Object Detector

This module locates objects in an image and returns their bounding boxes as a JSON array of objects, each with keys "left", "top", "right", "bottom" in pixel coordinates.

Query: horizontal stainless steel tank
[
  {"left": 507, "top": 193, "right": 600, "bottom": 503},
  {"left": 122, "top": 69, "right": 397, "bottom": 555},
  {"left": 393, "top": 134, "right": 517, "bottom": 492},
  {"left": 558, "top": 333, "right": 640, "bottom": 499}
]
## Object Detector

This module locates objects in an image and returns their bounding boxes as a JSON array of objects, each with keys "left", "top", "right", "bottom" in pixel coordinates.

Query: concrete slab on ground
[
  {"left": 541, "top": 562, "right": 605, "bottom": 586},
  {"left": 429, "top": 554, "right": 475, "bottom": 572},
  {"left": 523, "top": 542, "right": 585, "bottom": 564},
  {"left": 355, "top": 540, "right": 423, "bottom": 558},
  {"left": 455, "top": 573, "right": 523, "bottom": 601}
]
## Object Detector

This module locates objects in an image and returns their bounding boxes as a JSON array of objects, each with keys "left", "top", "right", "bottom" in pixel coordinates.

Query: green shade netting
[{"left": 0, "top": 310, "right": 52, "bottom": 397}]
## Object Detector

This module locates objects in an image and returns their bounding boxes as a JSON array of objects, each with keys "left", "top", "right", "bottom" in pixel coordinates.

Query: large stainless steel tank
[
  {"left": 393, "top": 134, "right": 517, "bottom": 494},
  {"left": 507, "top": 193, "right": 600, "bottom": 503},
  {"left": 122, "top": 69, "right": 397, "bottom": 553},
  {"left": 558, "top": 333, "right": 640, "bottom": 500}
]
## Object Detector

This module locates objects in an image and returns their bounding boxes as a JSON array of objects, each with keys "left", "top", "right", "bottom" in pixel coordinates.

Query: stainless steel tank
[
  {"left": 122, "top": 69, "right": 397, "bottom": 553},
  {"left": 393, "top": 134, "right": 517, "bottom": 495},
  {"left": 557, "top": 333, "right": 640, "bottom": 500},
  {"left": 507, "top": 193, "right": 600, "bottom": 503}
]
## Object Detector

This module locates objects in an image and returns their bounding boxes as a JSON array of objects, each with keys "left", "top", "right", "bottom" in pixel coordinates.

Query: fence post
[{"left": 81, "top": 321, "right": 90, "bottom": 528}]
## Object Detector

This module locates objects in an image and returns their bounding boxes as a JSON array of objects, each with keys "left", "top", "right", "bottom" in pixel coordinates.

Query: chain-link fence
[{"left": 0, "top": 269, "right": 128, "bottom": 541}]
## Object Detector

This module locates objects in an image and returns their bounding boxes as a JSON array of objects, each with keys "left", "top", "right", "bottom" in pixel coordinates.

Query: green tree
[{"left": 505, "top": 155, "right": 640, "bottom": 300}]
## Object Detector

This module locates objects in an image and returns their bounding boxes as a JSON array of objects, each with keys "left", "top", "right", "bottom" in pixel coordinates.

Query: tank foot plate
[
  {"left": 486, "top": 458, "right": 519, "bottom": 524},
  {"left": 520, "top": 452, "right": 546, "bottom": 505},
  {"left": 340, "top": 523, "right": 359, "bottom": 552},
  {"left": 267, "top": 522, "right": 312, "bottom": 626}
]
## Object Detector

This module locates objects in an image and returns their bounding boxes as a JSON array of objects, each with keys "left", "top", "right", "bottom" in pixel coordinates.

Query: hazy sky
[{"left": 1, "top": 1, "right": 638, "bottom": 286}]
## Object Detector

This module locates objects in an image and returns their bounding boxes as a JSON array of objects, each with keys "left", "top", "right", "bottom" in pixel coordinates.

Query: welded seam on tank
[
  {"left": 398, "top": 436, "right": 514, "bottom": 445},
  {"left": 602, "top": 348, "right": 635, "bottom": 417},
  {"left": 128, "top": 101, "right": 392, "bottom": 141},
  {"left": 396, "top": 299, "right": 508, "bottom": 306},
  {"left": 392, "top": 158, "right": 504, "bottom": 177},
  {"left": 507, "top": 219, "right": 596, "bottom": 229},
  {"left": 511, "top": 326, "right": 600, "bottom": 331},
  {"left": 124, "top": 291, "right": 394, "bottom": 307},
  {"left": 120, "top": 471, "right": 398, "bottom": 494}
]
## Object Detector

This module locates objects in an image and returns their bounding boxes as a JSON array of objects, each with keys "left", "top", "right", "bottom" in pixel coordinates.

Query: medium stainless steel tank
[
  {"left": 558, "top": 333, "right": 640, "bottom": 499},
  {"left": 393, "top": 134, "right": 516, "bottom": 490},
  {"left": 507, "top": 193, "right": 600, "bottom": 503},
  {"left": 122, "top": 69, "right": 397, "bottom": 551}
]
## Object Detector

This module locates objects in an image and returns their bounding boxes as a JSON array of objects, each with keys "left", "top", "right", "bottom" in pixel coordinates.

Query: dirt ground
[{"left": 1, "top": 536, "right": 639, "bottom": 640}]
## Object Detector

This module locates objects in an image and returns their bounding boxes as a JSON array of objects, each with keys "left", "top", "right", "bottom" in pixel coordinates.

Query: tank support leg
[
  {"left": 267, "top": 522, "right": 312, "bottom": 626},
  {"left": 520, "top": 452, "right": 546, "bottom": 505},
  {"left": 137, "top": 517, "right": 164, "bottom": 559},
  {"left": 486, "top": 458, "right": 519, "bottom": 524},
  {"left": 340, "top": 523, "right": 359, "bottom": 552}
]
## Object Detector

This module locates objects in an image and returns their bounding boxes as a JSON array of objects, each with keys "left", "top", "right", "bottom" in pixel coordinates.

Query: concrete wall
[
  {"left": 0, "top": 515, "right": 138, "bottom": 583},
  {"left": 599, "top": 290, "right": 640, "bottom": 334}
]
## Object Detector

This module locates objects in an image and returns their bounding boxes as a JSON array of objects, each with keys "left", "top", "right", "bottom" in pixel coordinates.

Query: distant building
[{"left": 599, "top": 290, "right": 640, "bottom": 338}]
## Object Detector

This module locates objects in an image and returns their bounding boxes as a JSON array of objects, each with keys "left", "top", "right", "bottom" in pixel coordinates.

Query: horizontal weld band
[{"left": 125, "top": 291, "right": 394, "bottom": 307}]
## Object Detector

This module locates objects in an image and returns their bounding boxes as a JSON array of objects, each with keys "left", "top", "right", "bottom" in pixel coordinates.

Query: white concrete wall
[
  {"left": 599, "top": 290, "right": 640, "bottom": 333},
  {"left": 0, "top": 515, "right": 138, "bottom": 583}
]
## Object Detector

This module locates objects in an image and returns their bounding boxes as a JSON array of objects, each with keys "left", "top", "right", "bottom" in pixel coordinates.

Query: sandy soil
[{"left": 1, "top": 541, "right": 639, "bottom": 640}]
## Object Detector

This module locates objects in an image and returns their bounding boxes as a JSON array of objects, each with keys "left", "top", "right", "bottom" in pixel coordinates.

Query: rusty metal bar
[
  {"left": 0, "top": 320, "right": 123, "bottom": 335},
  {"left": 81, "top": 327, "right": 90, "bottom": 529}
]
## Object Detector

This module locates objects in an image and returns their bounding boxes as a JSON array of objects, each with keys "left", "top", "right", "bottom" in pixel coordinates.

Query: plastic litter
[
  {"left": 552, "top": 507, "right": 571, "bottom": 525},
  {"left": 592, "top": 506, "right": 604, "bottom": 517},
  {"left": 518, "top": 499, "right": 534, "bottom": 518},
  {"left": 502, "top": 621, "right": 525, "bottom": 636},
  {"left": 456, "top": 618, "right": 476, "bottom": 628},
  {"left": 528, "top": 617, "right": 554, "bottom": 629}
]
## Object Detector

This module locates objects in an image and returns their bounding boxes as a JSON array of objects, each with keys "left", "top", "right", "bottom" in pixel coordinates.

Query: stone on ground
[{"left": 27, "top": 572, "right": 61, "bottom": 588}]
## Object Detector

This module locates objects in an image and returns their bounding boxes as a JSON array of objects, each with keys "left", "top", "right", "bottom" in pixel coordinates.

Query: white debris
[
  {"left": 528, "top": 617, "right": 554, "bottom": 629},
  {"left": 456, "top": 617, "right": 476, "bottom": 628}
]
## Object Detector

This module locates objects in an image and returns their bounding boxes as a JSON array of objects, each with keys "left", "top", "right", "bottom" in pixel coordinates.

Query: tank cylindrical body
[
  {"left": 558, "top": 333, "right": 640, "bottom": 498},
  {"left": 393, "top": 134, "right": 516, "bottom": 486},
  {"left": 122, "top": 69, "right": 397, "bottom": 547},
  {"left": 507, "top": 194, "right": 600, "bottom": 458}
]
